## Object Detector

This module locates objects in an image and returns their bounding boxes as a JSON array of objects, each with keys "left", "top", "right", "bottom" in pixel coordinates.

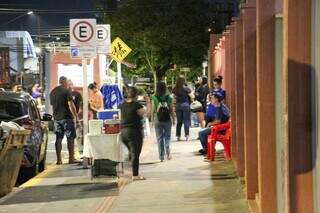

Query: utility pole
[{"left": 37, "top": 15, "right": 43, "bottom": 88}]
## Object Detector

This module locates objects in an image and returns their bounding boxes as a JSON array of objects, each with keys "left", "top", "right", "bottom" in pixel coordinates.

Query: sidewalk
[
  {"left": 109, "top": 127, "right": 249, "bottom": 213},
  {"left": 0, "top": 128, "right": 249, "bottom": 213}
]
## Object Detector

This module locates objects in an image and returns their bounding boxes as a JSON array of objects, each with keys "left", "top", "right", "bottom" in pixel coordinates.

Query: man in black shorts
[{"left": 50, "top": 76, "right": 79, "bottom": 164}]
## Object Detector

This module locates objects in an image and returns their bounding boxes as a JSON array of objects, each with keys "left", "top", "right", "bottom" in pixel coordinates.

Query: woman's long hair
[
  {"left": 156, "top": 82, "right": 167, "bottom": 97},
  {"left": 175, "top": 76, "right": 185, "bottom": 91}
]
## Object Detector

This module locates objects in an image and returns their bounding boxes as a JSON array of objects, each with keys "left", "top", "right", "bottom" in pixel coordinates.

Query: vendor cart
[
  {"left": 0, "top": 130, "right": 30, "bottom": 197},
  {"left": 83, "top": 133, "right": 124, "bottom": 180}
]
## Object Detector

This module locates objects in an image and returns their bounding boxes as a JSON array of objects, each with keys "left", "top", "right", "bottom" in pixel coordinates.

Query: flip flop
[{"left": 132, "top": 176, "right": 146, "bottom": 181}]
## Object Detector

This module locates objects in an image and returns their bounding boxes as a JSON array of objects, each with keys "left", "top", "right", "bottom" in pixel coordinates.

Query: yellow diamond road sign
[{"left": 110, "top": 37, "right": 132, "bottom": 62}]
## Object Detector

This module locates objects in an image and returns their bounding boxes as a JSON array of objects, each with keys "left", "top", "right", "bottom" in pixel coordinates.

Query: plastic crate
[{"left": 97, "top": 109, "right": 119, "bottom": 120}]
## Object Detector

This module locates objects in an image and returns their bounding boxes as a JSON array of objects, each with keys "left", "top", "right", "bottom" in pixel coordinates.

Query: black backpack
[{"left": 156, "top": 96, "right": 171, "bottom": 122}]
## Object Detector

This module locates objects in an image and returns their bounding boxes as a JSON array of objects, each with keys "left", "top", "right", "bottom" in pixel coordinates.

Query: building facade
[{"left": 209, "top": 0, "right": 319, "bottom": 212}]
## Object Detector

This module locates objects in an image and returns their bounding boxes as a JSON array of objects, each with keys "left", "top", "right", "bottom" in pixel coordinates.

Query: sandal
[
  {"left": 132, "top": 175, "right": 146, "bottom": 181},
  {"left": 166, "top": 154, "right": 172, "bottom": 160}
]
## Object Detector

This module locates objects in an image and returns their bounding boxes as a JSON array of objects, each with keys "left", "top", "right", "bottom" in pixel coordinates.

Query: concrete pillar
[
  {"left": 256, "top": 0, "right": 277, "bottom": 212},
  {"left": 220, "top": 38, "right": 226, "bottom": 83},
  {"left": 283, "top": 0, "right": 313, "bottom": 212},
  {"left": 209, "top": 34, "right": 221, "bottom": 87},
  {"left": 234, "top": 16, "right": 245, "bottom": 178},
  {"left": 224, "top": 31, "right": 231, "bottom": 107},
  {"left": 226, "top": 24, "right": 238, "bottom": 162},
  {"left": 242, "top": 5, "right": 258, "bottom": 201}
]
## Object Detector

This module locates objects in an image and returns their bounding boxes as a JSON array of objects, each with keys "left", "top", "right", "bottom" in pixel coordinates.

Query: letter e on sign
[{"left": 96, "top": 25, "right": 109, "bottom": 41}]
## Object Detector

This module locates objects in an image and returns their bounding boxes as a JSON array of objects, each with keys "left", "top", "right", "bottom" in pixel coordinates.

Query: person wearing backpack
[{"left": 151, "top": 82, "right": 175, "bottom": 162}]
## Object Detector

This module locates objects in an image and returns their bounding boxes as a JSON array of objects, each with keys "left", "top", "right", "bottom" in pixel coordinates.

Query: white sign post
[
  {"left": 96, "top": 24, "right": 111, "bottom": 84},
  {"left": 117, "top": 62, "right": 122, "bottom": 91},
  {"left": 70, "top": 19, "right": 97, "bottom": 139}
]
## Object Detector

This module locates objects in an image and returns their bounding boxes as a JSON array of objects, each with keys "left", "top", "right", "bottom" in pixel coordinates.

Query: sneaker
[
  {"left": 177, "top": 137, "right": 181, "bottom": 141},
  {"left": 185, "top": 136, "right": 189, "bottom": 141},
  {"left": 198, "top": 149, "right": 207, "bottom": 155}
]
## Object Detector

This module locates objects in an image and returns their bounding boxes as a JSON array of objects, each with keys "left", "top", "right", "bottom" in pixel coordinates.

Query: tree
[{"left": 107, "top": 0, "right": 210, "bottom": 83}]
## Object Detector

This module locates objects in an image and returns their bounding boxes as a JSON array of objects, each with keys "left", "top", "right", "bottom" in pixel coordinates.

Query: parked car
[{"left": 0, "top": 91, "right": 51, "bottom": 181}]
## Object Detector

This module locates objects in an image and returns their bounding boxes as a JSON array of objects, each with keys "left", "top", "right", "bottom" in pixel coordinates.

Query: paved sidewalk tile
[{"left": 109, "top": 128, "right": 250, "bottom": 213}]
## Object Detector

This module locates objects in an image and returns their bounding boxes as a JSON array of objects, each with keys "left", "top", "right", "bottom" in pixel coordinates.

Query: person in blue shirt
[
  {"left": 198, "top": 92, "right": 230, "bottom": 155},
  {"left": 211, "top": 75, "right": 226, "bottom": 102}
]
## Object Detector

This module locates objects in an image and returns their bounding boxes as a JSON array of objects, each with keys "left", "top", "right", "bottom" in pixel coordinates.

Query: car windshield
[{"left": 0, "top": 101, "right": 27, "bottom": 120}]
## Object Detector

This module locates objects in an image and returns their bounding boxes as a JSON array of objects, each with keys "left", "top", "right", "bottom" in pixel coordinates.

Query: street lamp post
[
  {"left": 0, "top": 11, "right": 33, "bottom": 28},
  {"left": 202, "top": 61, "right": 208, "bottom": 76}
]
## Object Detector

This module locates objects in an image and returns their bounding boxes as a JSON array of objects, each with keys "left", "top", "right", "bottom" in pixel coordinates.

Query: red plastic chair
[{"left": 207, "top": 119, "right": 231, "bottom": 161}]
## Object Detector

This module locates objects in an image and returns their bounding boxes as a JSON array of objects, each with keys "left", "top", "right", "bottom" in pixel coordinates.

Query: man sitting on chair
[{"left": 198, "top": 93, "right": 230, "bottom": 155}]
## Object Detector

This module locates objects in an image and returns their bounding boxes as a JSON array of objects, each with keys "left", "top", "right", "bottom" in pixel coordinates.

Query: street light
[
  {"left": 35, "top": 47, "right": 41, "bottom": 54},
  {"left": 0, "top": 11, "right": 34, "bottom": 27}
]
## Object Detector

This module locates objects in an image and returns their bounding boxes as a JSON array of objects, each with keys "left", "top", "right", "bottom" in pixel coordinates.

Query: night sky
[{"left": 0, "top": 0, "right": 98, "bottom": 41}]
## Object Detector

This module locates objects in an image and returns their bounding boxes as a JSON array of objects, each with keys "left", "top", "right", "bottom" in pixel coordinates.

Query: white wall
[
  {"left": 312, "top": 0, "right": 320, "bottom": 211},
  {"left": 275, "top": 15, "right": 284, "bottom": 213}
]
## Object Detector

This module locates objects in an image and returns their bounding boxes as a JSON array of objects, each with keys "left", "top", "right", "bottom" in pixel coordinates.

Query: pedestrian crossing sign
[{"left": 110, "top": 37, "right": 132, "bottom": 62}]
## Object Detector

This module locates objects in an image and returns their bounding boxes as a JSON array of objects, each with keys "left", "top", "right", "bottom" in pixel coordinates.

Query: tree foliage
[{"left": 107, "top": 0, "right": 210, "bottom": 82}]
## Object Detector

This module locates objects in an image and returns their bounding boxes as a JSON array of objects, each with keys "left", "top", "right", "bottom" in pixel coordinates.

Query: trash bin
[{"left": 0, "top": 130, "right": 30, "bottom": 197}]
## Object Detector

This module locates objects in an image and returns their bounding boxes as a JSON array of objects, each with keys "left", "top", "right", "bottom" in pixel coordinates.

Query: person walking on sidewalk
[
  {"left": 50, "top": 76, "right": 80, "bottom": 165},
  {"left": 151, "top": 82, "right": 175, "bottom": 162},
  {"left": 120, "top": 86, "right": 148, "bottom": 180},
  {"left": 173, "top": 76, "right": 193, "bottom": 141}
]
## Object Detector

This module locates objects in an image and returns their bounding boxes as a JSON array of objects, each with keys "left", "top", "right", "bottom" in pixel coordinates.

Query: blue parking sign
[{"left": 70, "top": 47, "right": 79, "bottom": 57}]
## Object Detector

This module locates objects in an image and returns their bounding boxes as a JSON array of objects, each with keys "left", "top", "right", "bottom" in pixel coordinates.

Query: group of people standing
[
  {"left": 119, "top": 75, "right": 230, "bottom": 180},
  {"left": 49, "top": 74, "right": 229, "bottom": 181},
  {"left": 197, "top": 76, "right": 230, "bottom": 155},
  {"left": 49, "top": 76, "right": 106, "bottom": 165}
]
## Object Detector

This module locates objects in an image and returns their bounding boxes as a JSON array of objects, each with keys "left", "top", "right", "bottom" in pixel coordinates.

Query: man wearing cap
[
  {"left": 50, "top": 76, "right": 80, "bottom": 164},
  {"left": 198, "top": 92, "right": 230, "bottom": 155}
]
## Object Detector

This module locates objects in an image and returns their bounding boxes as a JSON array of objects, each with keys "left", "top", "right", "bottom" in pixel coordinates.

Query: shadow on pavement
[{"left": 0, "top": 182, "right": 119, "bottom": 205}]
